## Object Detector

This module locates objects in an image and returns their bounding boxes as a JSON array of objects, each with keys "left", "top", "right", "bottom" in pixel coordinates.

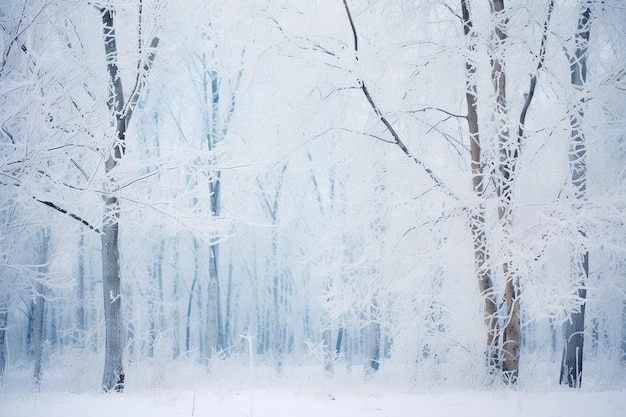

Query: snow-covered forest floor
[
  {"left": 2, "top": 388, "right": 625, "bottom": 417},
  {"left": 1, "top": 361, "right": 625, "bottom": 417}
]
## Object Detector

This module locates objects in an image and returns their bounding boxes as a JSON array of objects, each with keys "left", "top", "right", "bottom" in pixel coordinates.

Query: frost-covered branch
[
  {"left": 341, "top": 0, "right": 457, "bottom": 200},
  {"left": 33, "top": 198, "right": 100, "bottom": 233},
  {"left": 517, "top": 0, "right": 554, "bottom": 142}
]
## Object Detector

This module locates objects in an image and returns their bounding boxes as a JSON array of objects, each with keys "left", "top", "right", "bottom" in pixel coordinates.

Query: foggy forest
[{"left": 0, "top": 0, "right": 625, "bottom": 415}]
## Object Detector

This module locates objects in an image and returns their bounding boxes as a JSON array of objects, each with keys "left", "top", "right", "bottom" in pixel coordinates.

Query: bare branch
[
  {"left": 221, "top": 49, "right": 246, "bottom": 139},
  {"left": 341, "top": 0, "right": 457, "bottom": 200},
  {"left": 123, "top": 36, "right": 160, "bottom": 124},
  {"left": 33, "top": 198, "right": 100, "bottom": 233},
  {"left": 517, "top": 0, "right": 554, "bottom": 142},
  {"left": 408, "top": 107, "right": 468, "bottom": 119},
  {"left": 0, "top": 3, "right": 48, "bottom": 72},
  {"left": 342, "top": 0, "right": 358, "bottom": 52}
]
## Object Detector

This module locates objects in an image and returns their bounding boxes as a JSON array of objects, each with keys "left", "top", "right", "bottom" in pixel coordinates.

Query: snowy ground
[
  {"left": 2, "top": 388, "right": 625, "bottom": 417},
  {"left": 1, "top": 360, "right": 625, "bottom": 417}
]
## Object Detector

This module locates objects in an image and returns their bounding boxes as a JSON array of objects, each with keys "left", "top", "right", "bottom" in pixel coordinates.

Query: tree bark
[
  {"left": 0, "top": 300, "right": 7, "bottom": 384},
  {"left": 462, "top": 0, "right": 553, "bottom": 382},
  {"left": 185, "top": 243, "right": 199, "bottom": 353},
  {"left": 31, "top": 288, "right": 45, "bottom": 386},
  {"left": 367, "top": 303, "right": 381, "bottom": 372},
  {"left": 101, "top": 219, "right": 124, "bottom": 391},
  {"left": 99, "top": 5, "right": 158, "bottom": 391},
  {"left": 76, "top": 233, "right": 86, "bottom": 340},
  {"left": 32, "top": 228, "right": 50, "bottom": 387},
  {"left": 100, "top": 7, "right": 126, "bottom": 393},
  {"left": 560, "top": 2, "right": 591, "bottom": 388},
  {"left": 461, "top": 0, "right": 500, "bottom": 373},
  {"left": 486, "top": 0, "right": 522, "bottom": 384}
]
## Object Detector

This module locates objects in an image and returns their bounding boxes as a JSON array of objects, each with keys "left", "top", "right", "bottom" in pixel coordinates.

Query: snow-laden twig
[{"left": 341, "top": 0, "right": 458, "bottom": 201}]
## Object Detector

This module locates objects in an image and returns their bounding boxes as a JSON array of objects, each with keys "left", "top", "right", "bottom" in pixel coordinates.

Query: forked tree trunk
[
  {"left": 560, "top": 2, "right": 591, "bottom": 388},
  {"left": 488, "top": 0, "right": 522, "bottom": 384},
  {"left": 461, "top": 0, "right": 500, "bottom": 373},
  {"left": 462, "top": 0, "right": 553, "bottom": 383}
]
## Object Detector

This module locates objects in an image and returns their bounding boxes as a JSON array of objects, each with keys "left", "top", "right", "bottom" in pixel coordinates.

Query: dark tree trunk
[
  {"left": 101, "top": 219, "right": 124, "bottom": 392},
  {"left": 335, "top": 327, "right": 344, "bottom": 357},
  {"left": 0, "top": 302, "right": 7, "bottom": 383},
  {"left": 367, "top": 299, "right": 381, "bottom": 372},
  {"left": 100, "top": 7, "right": 126, "bottom": 393},
  {"left": 560, "top": 1, "right": 591, "bottom": 389},
  {"left": 560, "top": 278, "right": 587, "bottom": 387},
  {"left": 367, "top": 321, "right": 380, "bottom": 372}
]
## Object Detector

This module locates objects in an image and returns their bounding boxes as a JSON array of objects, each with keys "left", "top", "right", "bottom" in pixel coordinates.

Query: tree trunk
[
  {"left": 488, "top": 0, "right": 521, "bottom": 384},
  {"left": 206, "top": 241, "right": 222, "bottom": 354},
  {"left": 560, "top": 2, "right": 591, "bottom": 388},
  {"left": 323, "top": 329, "right": 333, "bottom": 373},
  {"left": 76, "top": 233, "right": 86, "bottom": 341},
  {"left": 100, "top": 7, "right": 126, "bottom": 392},
  {"left": 207, "top": 174, "right": 222, "bottom": 354},
  {"left": 335, "top": 327, "right": 344, "bottom": 357},
  {"left": 366, "top": 298, "right": 381, "bottom": 372},
  {"left": 224, "top": 259, "right": 234, "bottom": 351},
  {"left": 461, "top": 0, "right": 501, "bottom": 373},
  {"left": 32, "top": 229, "right": 50, "bottom": 387},
  {"left": 31, "top": 289, "right": 45, "bottom": 386},
  {"left": 366, "top": 322, "right": 380, "bottom": 372},
  {"left": 0, "top": 300, "right": 7, "bottom": 384},
  {"left": 101, "top": 219, "right": 124, "bottom": 392},
  {"left": 185, "top": 257, "right": 198, "bottom": 353},
  {"left": 99, "top": 5, "right": 158, "bottom": 391},
  {"left": 560, "top": 274, "right": 587, "bottom": 387}
]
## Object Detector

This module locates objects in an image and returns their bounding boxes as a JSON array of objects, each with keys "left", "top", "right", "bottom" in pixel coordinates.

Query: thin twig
[
  {"left": 123, "top": 36, "right": 160, "bottom": 123},
  {"left": 408, "top": 107, "right": 467, "bottom": 119}
]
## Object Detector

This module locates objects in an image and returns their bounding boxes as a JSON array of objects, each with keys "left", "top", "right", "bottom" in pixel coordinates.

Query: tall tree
[
  {"left": 560, "top": 0, "right": 592, "bottom": 389},
  {"left": 461, "top": 0, "right": 500, "bottom": 374},
  {"left": 488, "top": 0, "right": 526, "bottom": 384},
  {"left": 99, "top": 4, "right": 159, "bottom": 392},
  {"left": 201, "top": 56, "right": 241, "bottom": 354},
  {"left": 256, "top": 162, "right": 288, "bottom": 367},
  {"left": 461, "top": 0, "right": 553, "bottom": 383}
]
